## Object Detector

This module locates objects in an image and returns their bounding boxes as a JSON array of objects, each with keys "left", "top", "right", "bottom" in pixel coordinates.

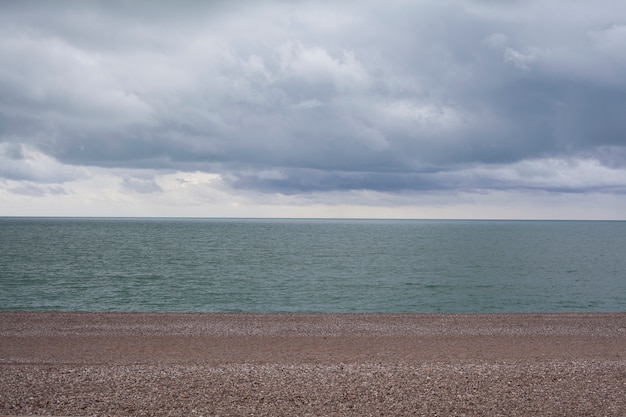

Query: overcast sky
[{"left": 1, "top": 1, "right": 625, "bottom": 218}]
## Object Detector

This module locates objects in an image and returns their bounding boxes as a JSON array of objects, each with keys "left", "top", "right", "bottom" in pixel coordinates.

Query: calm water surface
[{"left": 0, "top": 218, "right": 624, "bottom": 312}]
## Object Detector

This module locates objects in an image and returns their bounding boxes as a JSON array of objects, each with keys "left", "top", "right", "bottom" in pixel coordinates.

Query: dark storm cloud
[{"left": 1, "top": 0, "right": 625, "bottom": 194}]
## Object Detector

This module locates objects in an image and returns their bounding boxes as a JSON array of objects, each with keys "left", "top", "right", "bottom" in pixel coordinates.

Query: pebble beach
[{"left": 1, "top": 312, "right": 625, "bottom": 416}]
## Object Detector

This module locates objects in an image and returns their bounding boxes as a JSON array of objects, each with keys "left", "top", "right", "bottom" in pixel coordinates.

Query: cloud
[
  {"left": 9, "top": 183, "right": 67, "bottom": 197},
  {"left": 0, "top": 143, "right": 88, "bottom": 183},
  {"left": 0, "top": 0, "right": 625, "bottom": 218},
  {"left": 122, "top": 177, "right": 163, "bottom": 194}
]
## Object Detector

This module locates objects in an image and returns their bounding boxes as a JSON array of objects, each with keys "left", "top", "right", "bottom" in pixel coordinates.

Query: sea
[{"left": 0, "top": 217, "right": 624, "bottom": 313}]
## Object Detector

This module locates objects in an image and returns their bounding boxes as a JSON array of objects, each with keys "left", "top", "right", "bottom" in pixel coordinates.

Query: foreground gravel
[
  {"left": 1, "top": 313, "right": 625, "bottom": 416},
  {"left": 2, "top": 361, "right": 626, "bottom": 416}
]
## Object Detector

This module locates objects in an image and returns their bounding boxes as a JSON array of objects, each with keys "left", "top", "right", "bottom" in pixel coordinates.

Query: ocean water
[{"left": 0, "top": 217, "right": 624, "bottom": 313}]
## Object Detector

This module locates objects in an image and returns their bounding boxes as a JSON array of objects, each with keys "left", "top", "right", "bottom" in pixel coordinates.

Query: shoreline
[
  {"left": 1, "top": 312, "right": 625, "bottom": 415},
  {"left": 2, "top": 312, "right": 625, "bottom": 364}
]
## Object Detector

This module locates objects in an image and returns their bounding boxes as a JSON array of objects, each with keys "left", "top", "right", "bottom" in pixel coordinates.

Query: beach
[{"left": 1, "top": 312, "right": 625, "bottom": 416}]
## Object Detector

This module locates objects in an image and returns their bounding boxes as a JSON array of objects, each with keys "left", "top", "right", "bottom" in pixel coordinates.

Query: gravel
[{"left": 1, "top": 312, "right": 625, "bottom": 416}]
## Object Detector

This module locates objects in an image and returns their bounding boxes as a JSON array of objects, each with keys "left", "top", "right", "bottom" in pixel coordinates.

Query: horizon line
[{"left": 1, "top": 215, "right": 624, "bottom": 222}]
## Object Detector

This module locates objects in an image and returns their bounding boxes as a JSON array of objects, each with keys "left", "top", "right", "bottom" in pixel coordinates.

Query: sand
[{"left": 1, "top": 312, "right": 625, "bottom": 416}]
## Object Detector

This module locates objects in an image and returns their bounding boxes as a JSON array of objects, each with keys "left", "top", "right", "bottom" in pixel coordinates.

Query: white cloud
[
  {"left": 441, "top": 157, "right": 626, "bottom": 192},
  {"left": 383, "top": 101, "right": 465, "bottom": 130},
  {"left": 279, "top": 42, "right": 371, "bottom": 94},
  {"left": 0, "top": 143, "right": 88, "bottom": 183},
  {"left": 483, "top": 33, "right": 507, "bottom": 49},
  {"left": 504, "top": 47, "right": 545, "bottom": 70}
]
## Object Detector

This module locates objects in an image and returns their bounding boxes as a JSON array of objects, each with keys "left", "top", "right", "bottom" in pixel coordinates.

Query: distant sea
[{"left": 0, "top": 218, "right": 624, "bottom": 313}]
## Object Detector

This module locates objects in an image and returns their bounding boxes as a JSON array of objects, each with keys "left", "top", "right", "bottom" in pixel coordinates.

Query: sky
[{"left": 1, "top": 1, "right": 625, "bottom": 219}]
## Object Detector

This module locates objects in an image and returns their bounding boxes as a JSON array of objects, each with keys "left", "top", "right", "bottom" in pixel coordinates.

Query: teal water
[{"left": 0, "top": 218, "right": 624, "bottom": 312}]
